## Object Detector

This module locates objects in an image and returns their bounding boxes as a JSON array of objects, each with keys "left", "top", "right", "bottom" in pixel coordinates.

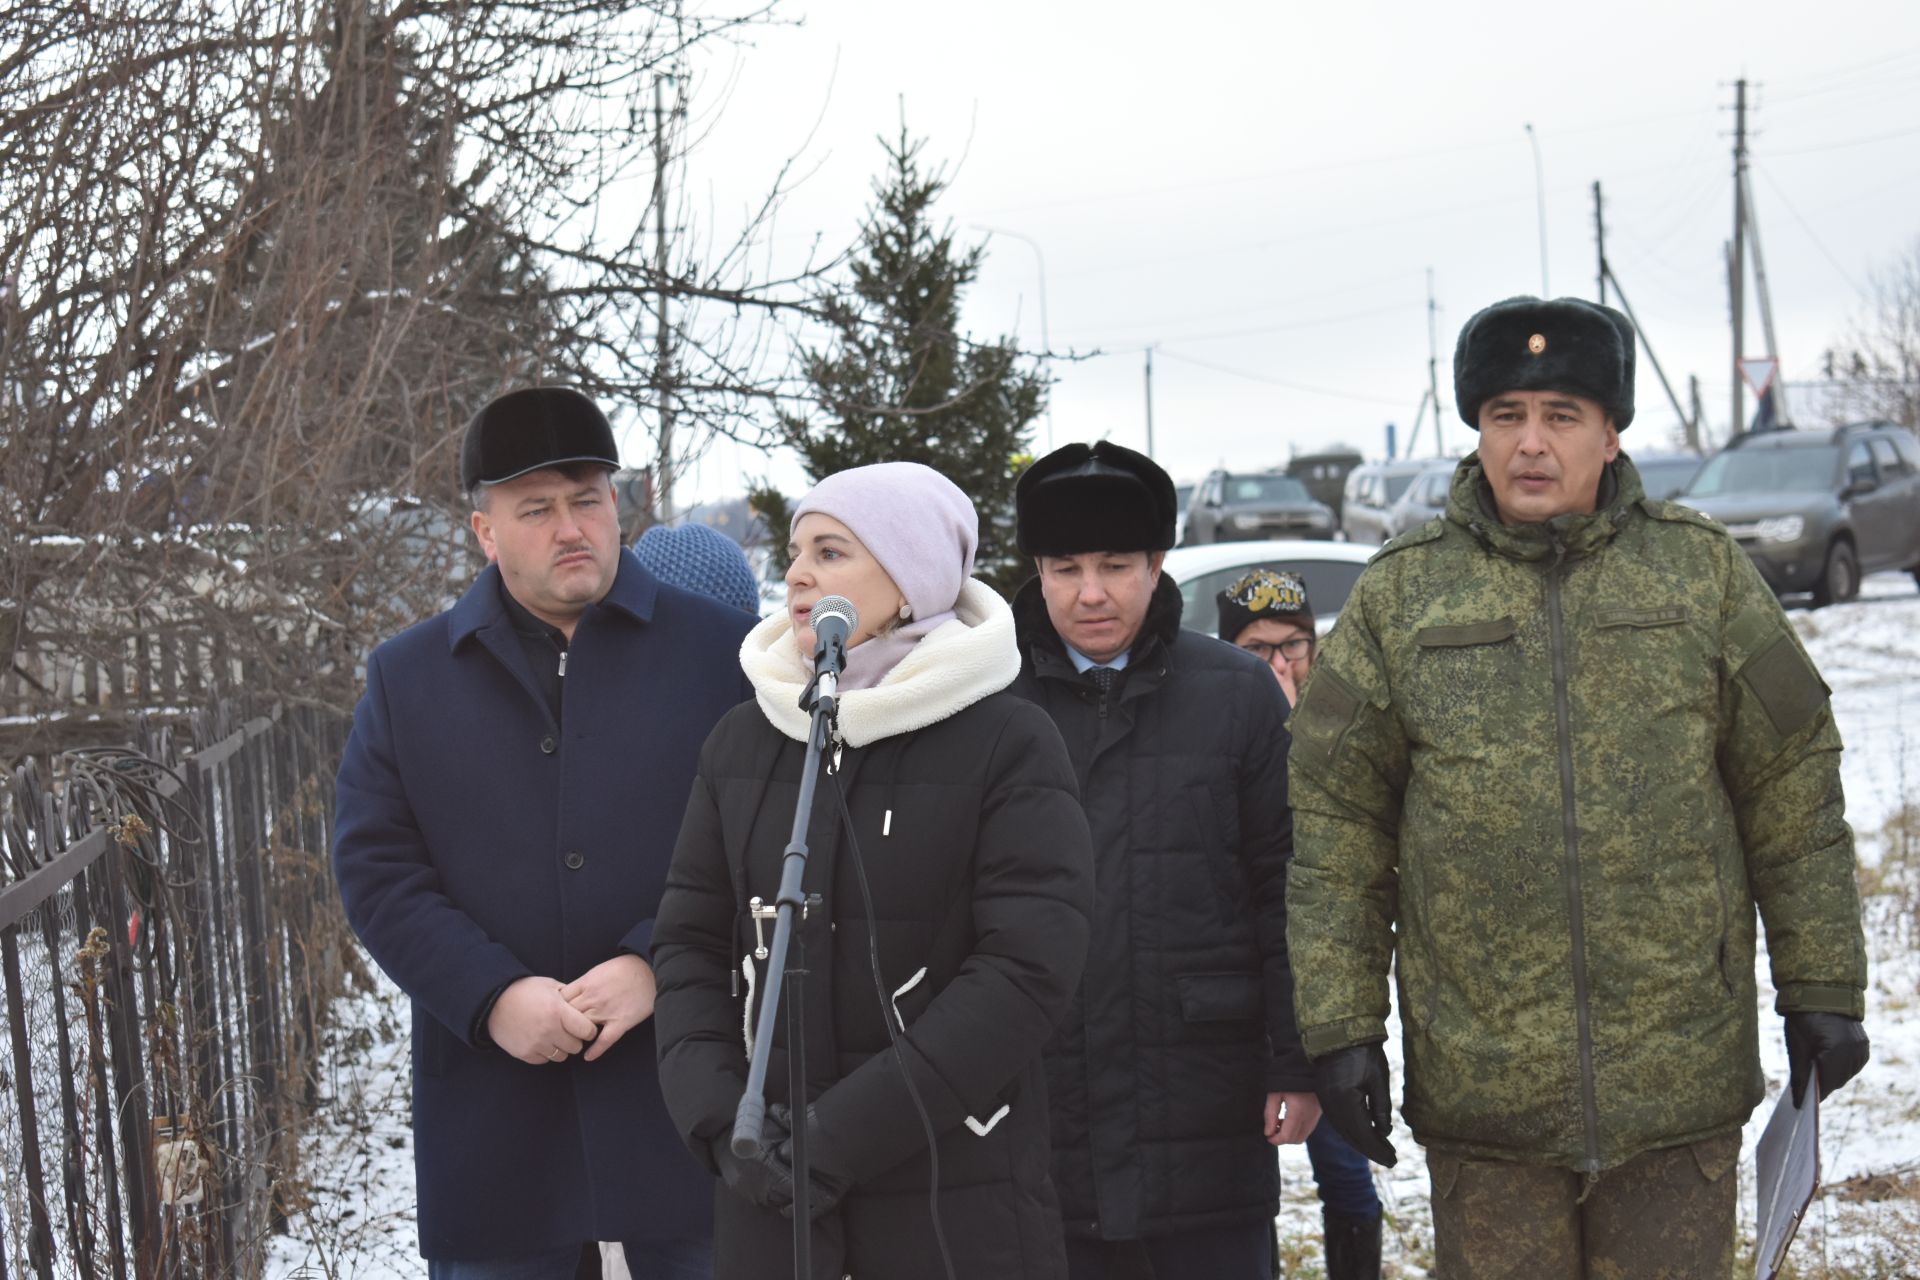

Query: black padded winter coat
[
  {"left": 1008, "top": 574, "right": 1312, "bottom": 1242},
  {"left": 654, "top": 676, "right": 1095, "bottom": 1279}
]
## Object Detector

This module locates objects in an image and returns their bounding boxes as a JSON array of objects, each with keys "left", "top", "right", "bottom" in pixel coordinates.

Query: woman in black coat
[{"left": 653, "top": 462, "right": 1094, "bottom": 1280}]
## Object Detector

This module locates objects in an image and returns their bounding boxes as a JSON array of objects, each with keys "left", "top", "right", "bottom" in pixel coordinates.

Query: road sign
[{"left": 1740, "top": 357, "right": 1780, "bottom": 398}]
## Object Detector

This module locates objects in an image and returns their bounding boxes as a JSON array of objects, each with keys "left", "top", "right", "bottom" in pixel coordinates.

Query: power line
[
  {"left": 1150, "top": 348, "right": 1409, "bottom": 407},
  {"left": 963, "top": 101, "right": 1727, "bottom": 222},
  {"left": 1760, "top": 122, "right": 1920, "bottom": 157},
  {"left": 1751, "top": 163, "right": 1867, "bottom": 295},
  {"left": 1768, "top": 45, "right": 1920, "bottom": 89},
  {"left": 1073, "top": 299, "right": 1422, "bottom": 352},
  {"left": 1051, "top": 191, "right": 1530, "bottom": 282},
  {"left": 1048, "top": 268, "right": 1425, "bottom": 341}
]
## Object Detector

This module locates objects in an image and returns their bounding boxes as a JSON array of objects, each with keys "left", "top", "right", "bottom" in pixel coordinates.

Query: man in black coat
[
  {"left": 1007, "top": 441, "right": 1320, "bottom": 1279},
  {"left": 332, "top": 387, "right": 753, "bottom": 1278}
]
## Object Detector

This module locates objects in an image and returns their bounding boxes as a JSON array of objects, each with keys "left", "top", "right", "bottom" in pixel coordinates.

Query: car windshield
[
  {"left": 1382, "top": 473, "right": 1417, "bottom": 503},
  {"left": 1636, "top": 459, "right": 1702, "bottom": 501},
  {"left": 1177, "top": 558, "right": 1366, "bottom": 631},
  {"left": 1224, "top": 475, "right": 1310, "bottom": 504},
  {"left": 1687, "top": 446, "right": 1836, "bottom": 497}
]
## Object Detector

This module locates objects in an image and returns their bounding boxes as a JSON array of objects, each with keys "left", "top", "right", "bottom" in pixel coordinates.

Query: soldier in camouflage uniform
[{"left": 1286, "top": 296, "right": 1872, "bottom": 1277}]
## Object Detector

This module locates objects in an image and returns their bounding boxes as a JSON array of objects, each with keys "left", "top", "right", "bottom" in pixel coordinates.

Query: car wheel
[{"left": 1811, "top": 539, "right": 1859, "bottom": 608}]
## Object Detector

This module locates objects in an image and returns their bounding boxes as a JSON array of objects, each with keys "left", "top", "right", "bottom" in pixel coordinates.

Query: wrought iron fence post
[
  {"left": 2, "top": 928, "right": 56, "bottom": 1280},
  {"left": 97, "top": 836, "right": 161, "bottom": 1278}
]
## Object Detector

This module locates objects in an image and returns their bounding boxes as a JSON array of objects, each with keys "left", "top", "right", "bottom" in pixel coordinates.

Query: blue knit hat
[{"left": 633, "top": 523, "right": 761, "bottom": 615}]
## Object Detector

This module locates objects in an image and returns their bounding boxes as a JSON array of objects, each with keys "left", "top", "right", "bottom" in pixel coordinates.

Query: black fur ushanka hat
[
  {"left": 1453, "top": 296, "right": 1637, "bottom": 430},
  {"left": 1015, "top": 441, "right": 1177, "bottom": 556}
]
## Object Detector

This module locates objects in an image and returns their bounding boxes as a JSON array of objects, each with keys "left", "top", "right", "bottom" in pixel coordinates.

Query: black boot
[{"left": 1323, "top": 1209, "right": 1382, "bottom": 1280}]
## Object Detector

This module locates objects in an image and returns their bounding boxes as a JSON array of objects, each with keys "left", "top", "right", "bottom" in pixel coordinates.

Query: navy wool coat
[{"left": 332, "top": 550, "right": 754, "bottom": 1260}]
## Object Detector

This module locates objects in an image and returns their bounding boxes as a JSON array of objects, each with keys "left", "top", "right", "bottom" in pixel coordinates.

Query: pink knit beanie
[{"left": 789, "top": 462, "right": 979, "bottom": 621}]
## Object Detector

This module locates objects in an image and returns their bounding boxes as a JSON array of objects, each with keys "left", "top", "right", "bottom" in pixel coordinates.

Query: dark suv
[
  {"left": 1681, "top": 422, "right": 1920, "bottom": 606},
  {"left": 1182, "top": 469, "right": 1336, "bottom": 544}
]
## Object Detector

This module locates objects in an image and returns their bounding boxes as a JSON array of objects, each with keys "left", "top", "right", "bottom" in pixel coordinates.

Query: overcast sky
[{"left": 657, "top": 0, "right": 1920, "bottom": 504}]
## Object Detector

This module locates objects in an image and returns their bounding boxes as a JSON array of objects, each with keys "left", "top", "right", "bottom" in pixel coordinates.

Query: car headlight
[
  {"left": 1307, "top": 511, "right": 1331, "bottom": 526},
  {"left": 1755, "top": 516, "right": 1805, "bottom": 543},
  {"left": 1231, "top": 514, "right": 1263, "bottom": 530}
]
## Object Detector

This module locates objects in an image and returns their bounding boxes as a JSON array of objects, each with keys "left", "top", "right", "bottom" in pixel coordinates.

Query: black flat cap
[
  {"left": 1454, "top": 296, "right": 1636, "bottom": 430},
  {"left": 459, "top": 387, "right": 620, "bottom": 492},
  {"left": 1015, "top": 441, "right": 1177, "bottom": 556}
]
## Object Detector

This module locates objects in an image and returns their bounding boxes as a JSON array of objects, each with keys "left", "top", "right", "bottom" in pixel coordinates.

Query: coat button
[
  {"left": 540, "top": 735, "right": 557, "bottom": 754},
  {"left": 564, "top": 851, "right": 584, "bottom": 870}
]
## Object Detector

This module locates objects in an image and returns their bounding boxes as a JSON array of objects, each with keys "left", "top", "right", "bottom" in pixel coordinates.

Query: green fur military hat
[
  {"left": 1015, "top": 441, "right": 1177, "bottom": 555},
  {"left": 1453, "top": 296, "right": 1637, "bottom": 430}
]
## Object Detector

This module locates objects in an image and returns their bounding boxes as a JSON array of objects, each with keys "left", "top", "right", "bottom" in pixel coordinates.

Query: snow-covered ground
[{"left": 269, "top": 572, "right": 1920, "bottom": 1279}]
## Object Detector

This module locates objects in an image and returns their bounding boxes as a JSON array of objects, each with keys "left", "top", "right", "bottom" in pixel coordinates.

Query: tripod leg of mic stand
[{"left": 788, "top": 945, "right": 811, "bottom": 1278}]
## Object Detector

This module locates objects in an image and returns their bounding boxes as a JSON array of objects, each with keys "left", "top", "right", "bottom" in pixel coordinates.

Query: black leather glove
[
  {"left": 1786, "top": 1012, "right": 1870, "bottom": 1106},
  {"left": 767, "top": 1102, "right": 856, "bottom": 1221},
  {"left": 1312, "top": 1040, "right": 1398, "bottom": 1168},
  {"left": 714, "top": 1108, "right": 795, "bottom": 1212}
]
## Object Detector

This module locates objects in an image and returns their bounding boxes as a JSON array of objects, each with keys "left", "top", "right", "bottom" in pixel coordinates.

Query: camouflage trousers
[{"left": 1427, "top": 1132, "right": 1740, "bottom": 1279}]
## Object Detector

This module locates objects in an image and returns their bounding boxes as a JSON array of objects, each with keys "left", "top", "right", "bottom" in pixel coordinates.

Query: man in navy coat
[{"left": 333, "top": 387, "right": 755, "bottom": 1277}]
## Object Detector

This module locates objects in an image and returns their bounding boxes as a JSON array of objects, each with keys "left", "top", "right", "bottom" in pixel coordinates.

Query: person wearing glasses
[
  {"left": 1216, "top": 568, "right": 1317, "bottom": 706},
  {"left": 1216, "top": 568, "right": 1382, "bottom": 1280}
]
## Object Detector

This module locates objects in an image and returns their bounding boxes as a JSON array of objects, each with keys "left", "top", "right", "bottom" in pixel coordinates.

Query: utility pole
[
  {"left": 1143, "top": 346, "right": 1156, "bottom": 460},
  {"left": 1525, "top": 124, "right": 1549, "bottom": 296},
  {"left": 1427, "top": 268, "right": 1444, "bottom": 455},
  {"left": 1604, "top": 265, "right": 1694, "bottom": 446},
  {"left": 1688, "top": 374, "right": 1705, "bottom": 455},
  {"left": 1592, "top": 181, "right": 1607, "bottom": 305},
  {"left": 1740, "top": 167, "right": 1789, "bottom": 425},
  {"left": 651, "top": 73, "right": 677, "bottom": 523},
  {"left": 1730, "top": 77, "right": 1749, "bottom": 438}
]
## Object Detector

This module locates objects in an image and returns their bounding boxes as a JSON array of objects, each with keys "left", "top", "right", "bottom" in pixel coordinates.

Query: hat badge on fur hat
[
  {"left": 1015, "top": 441, "right": 1177, "bottom": 556},
  {"left": 1454, "top": 296, "right": 1637, "bottom": 431}
]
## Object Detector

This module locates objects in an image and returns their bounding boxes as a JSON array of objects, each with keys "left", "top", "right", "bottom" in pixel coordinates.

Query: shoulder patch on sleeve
[
  {"left": 1370, "top": 519, "right": 1447, "bottom": 563},
  {"left": 1740, "top": 633, "right": 1830, "bottom": 738},
  {"left": 1290, "top": 665, "right": 1367, "bottom": 772},
  {"left": 1724, "top": 583, "right": 1830, "bottom": 739}
]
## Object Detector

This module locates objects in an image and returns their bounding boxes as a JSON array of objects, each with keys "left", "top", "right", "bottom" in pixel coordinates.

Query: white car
[{"left": 1162, "top": 539, "right": 1377, "bottom": 636}]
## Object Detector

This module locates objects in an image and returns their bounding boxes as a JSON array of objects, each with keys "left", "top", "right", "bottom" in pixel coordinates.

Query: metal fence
[{"left": 0, "top": 704, "right": 349, "bottom": 1280}]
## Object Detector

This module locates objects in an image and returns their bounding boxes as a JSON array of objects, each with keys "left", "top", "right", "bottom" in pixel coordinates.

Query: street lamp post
[
  {"left": 973, "top": 224, "right": 1054, "bottom": 451},
  {"left": 1525, "top": 123, "right": 1550, "bottom": 296}
]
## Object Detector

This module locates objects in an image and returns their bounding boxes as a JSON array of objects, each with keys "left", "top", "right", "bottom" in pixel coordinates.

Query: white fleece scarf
[{"left": 739, "top": 579, "right": 1021, "bottom": 748}]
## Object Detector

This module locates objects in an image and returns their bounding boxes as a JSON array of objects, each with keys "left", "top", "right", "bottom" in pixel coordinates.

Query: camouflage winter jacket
[{"left": 1286, "top": 452, "right": 1868, "bottom": 1172}]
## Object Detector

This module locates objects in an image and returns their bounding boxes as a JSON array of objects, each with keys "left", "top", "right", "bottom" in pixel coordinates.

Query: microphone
[
  {"left": 811, "top": 596, "right": 857, "bottom": 671},
  {"left": 809, "top": 596, "right": 858, "bottom": 708}
]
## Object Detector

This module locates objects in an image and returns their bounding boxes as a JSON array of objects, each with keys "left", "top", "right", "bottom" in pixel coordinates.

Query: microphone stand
[{"left": 732, "top": 632, "right": 842, "bottom": 1279}]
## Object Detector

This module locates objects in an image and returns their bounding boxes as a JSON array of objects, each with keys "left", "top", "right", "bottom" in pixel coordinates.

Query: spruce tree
[{"left": 752, "top": 123, "right": 1046, "bottom": 596}]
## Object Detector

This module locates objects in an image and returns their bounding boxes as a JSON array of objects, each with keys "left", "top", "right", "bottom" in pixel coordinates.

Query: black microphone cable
[{"left": 831, "top": 769, "right": 959, "bottom": 1280}]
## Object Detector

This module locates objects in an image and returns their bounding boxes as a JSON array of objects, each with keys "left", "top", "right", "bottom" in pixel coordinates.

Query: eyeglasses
[{"left": 1240, "top": 637, "right": 1314, "bottom": 662}]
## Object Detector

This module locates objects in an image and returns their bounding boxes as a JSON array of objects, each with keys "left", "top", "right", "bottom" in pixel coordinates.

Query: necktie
[{"left": 1087, "top": 666, "right": 1119, "bottom": 693}]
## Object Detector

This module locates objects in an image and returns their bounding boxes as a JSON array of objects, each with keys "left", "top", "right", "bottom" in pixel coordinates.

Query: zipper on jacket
[{"left": 1546, "top": 536, "right": 1603, "bottom": 1176}]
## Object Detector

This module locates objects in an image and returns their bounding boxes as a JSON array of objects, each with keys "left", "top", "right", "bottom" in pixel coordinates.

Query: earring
[{"left": 898, "top": 602, "right": 912, "bottom": 621}]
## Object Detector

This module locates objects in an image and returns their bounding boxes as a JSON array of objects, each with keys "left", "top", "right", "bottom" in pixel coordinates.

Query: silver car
[
  {"left": 1340, "top": 459, "right": 1435, "bottom": 545},
  {"left": 1384, "top": 459, "right": 1460, "bottom": 540}
]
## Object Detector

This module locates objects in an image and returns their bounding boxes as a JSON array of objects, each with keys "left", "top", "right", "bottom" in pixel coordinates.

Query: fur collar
[{"left": 739, "top": 579, "right": 1020, "bottom": 747}]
